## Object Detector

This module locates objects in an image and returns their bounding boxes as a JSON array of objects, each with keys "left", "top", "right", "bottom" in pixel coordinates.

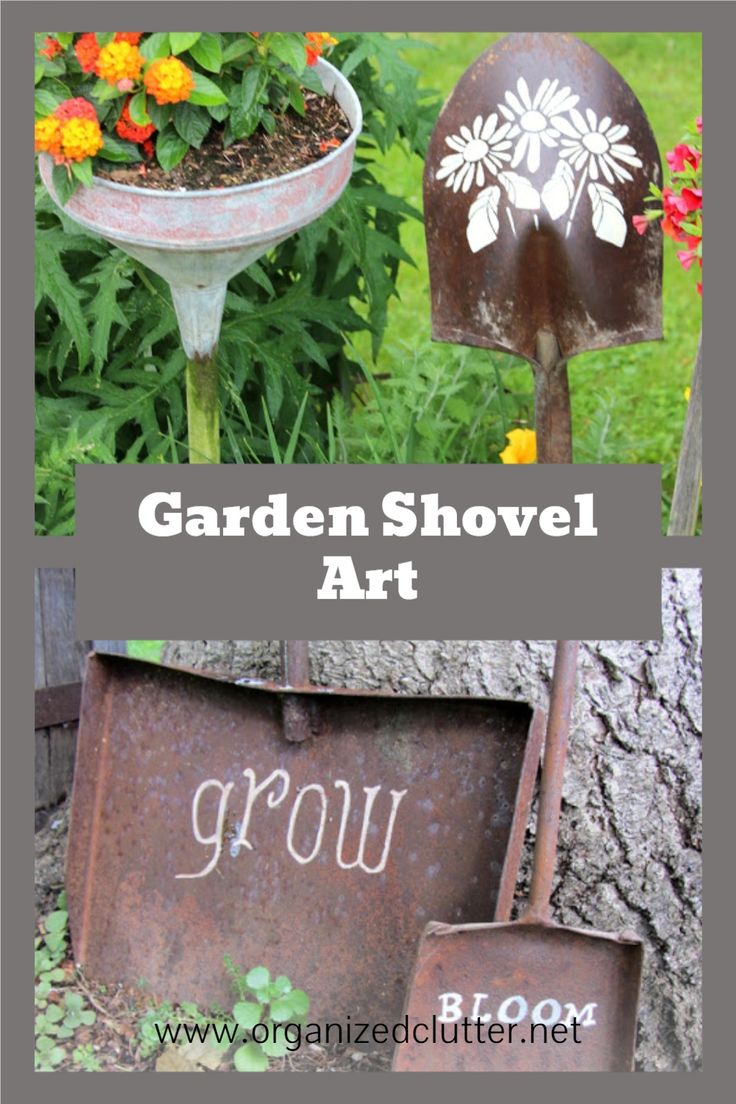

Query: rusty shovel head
[
  {"left": 424, "top": 33, "right": 662, "bottom": 364},
  {"left": 393, "top": 919, "right": 643, "bottom": 1071},
  {"left": 66, "top": 654, "right": 542, "bottom": 1024}
]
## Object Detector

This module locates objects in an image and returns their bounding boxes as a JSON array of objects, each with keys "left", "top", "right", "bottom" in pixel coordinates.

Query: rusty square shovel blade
[
  {"left": 424, "top": 32, "right": 662, "bottom": 364},
  {"left": 393, "top": 921, "right": 643, "bottom": 1071},
  {"left": 67, "top": 654, "right": 540, "bottom": 1024}
]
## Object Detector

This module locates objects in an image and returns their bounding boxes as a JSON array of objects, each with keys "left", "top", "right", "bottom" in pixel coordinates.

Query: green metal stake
[{"left": 185, "top": 352, "right": 220, "bottom": 464}]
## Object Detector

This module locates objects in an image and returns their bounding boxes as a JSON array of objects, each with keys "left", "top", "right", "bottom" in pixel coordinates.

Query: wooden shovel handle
[{"left": 525, "top": 640, "right": 579, "bottom": 922}]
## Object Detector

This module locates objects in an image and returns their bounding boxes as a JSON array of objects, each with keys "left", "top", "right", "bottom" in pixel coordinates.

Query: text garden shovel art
[{"left": 424, "top": 33, "right": 663, "bottom": 464}]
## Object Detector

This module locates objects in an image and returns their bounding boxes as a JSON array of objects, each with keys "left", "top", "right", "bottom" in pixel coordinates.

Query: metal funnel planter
[{"left": 39, "top": 59, "right": 362, "bottom": 463}]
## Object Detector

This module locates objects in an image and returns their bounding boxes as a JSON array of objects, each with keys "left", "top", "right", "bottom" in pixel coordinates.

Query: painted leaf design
[
  {"left": 497, "top": 171, "right": 540, "bottom": 211},
  {"left": 466, "top": 186, "right": 501, "bottom": 253},
  {"left": 541, "top": 160, "right": 575, "bottom": 220},
  {"left": 588, "top": 182, "right": 627, "bottom": 247}
]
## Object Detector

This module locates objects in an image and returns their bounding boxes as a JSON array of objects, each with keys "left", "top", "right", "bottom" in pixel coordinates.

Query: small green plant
[
  {"left": 224, "top": 956, "right": 310, "bottom": 1071},
  {"left": 35, "top": 892, "right": 97, "bottom": 1071},
  {"left": 135, "top": 957, "right": 310, "bottom": 1071},
  {"left": 72, "top": 1042, "right": 102, "bottom": 1072}
]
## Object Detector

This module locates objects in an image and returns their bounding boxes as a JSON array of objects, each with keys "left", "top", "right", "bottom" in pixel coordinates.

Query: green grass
[{"left": 356, "top": 32, "right": 702, "bottom": 513}]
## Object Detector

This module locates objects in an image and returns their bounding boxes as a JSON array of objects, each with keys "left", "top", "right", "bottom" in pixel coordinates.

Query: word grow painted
[{"left": 176, "top": 768, "right": 408, "bottom": 880}]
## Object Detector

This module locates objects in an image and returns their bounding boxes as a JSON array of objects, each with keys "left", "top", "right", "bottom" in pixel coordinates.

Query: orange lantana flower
[
  {"left": 305, "top": 32, "right": 337, "bottom": 66},
  {"left": 143, "top": 56, "right": 194, "bottom": 105}
]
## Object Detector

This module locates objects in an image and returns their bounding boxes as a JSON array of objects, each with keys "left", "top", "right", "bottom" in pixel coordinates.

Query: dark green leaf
[
  {"left": 268, "top": 33, "right": 307, "bottom": 73},
  {"left": 96, "top": 136, "right": 140, "bottom": 163},
  {"left": 155, "top": 126, "right": 190, "bottom": 172},
  {"left": 147, "top": 100, "right": 173, "bottom": 131},
  {"left": 35, "top": 88, "right": 63, "bottom": 117},
  {"left": 173, "top": 102, "right": 211, "bottom": 148},
  {"left": 188, "top": 33, "right": 223, "bottom": 73},
  {"left": 71, "top": 159, "right": 94, "bottom": 188}
]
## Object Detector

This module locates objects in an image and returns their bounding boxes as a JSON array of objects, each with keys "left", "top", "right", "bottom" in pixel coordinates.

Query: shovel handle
[
  {"left": 534, "top": 331, "right": 573, "bottom": 465},
  {"left": 525, "top": 640, "right": 579, "bottom": 923},
  {"left": 280, "top": 641, "right": 312, "bottom": 743}
]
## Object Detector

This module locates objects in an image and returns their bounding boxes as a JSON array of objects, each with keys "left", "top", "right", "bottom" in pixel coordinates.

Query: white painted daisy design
[
  {"left": 554, "top": 109, "right": 643, "bottom": 183},
  {"left": 498, "top": 77, "right": 580, "bottom": 174},
  {"left": 436, "top": 113, "right": 513, "bottom": 193}
]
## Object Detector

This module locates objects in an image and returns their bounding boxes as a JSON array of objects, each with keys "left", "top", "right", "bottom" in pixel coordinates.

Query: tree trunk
[{"left": 162, "top": 567, "right": 702, "bottom": 1071}]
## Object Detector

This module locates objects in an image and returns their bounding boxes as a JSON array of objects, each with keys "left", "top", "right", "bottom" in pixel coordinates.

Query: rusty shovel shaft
[
  {"left": 526, "top": 640, "right": 579, "bottom": 922},
  {"left": 534, "top": 332, "right": 573, "bottom": 465},
  {"left": 280, "top": 640, "right": 313, "bottom": 743}
]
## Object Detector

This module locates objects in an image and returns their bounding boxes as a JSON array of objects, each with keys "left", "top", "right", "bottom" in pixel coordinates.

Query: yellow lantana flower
[
  {"left": 60, "top": 117, "right": 104, "bottom": 162},
  {"left": 95, "top": 40, "right": 144, "bottom": 85},
  {"left": 499, "top": 428, "right": 537, "bottom": 464},
  {"left": 35, "top": 116, "right": 63, "bottom": 157}
]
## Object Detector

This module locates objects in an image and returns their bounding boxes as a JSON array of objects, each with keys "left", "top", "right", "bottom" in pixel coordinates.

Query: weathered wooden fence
[{"left": 34, "top": 568, "right": 125, "bottom": 809}]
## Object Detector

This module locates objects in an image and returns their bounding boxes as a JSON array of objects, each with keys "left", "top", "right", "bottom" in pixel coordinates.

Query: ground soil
[
  {"left": 97, "top": 91, "right": 351, "bottom": 191},
  {"left": 35, "top": 799, "right": 390, "bottom": 1073}
]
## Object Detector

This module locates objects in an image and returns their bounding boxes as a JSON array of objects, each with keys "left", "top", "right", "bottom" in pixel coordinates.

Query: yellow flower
[
  {"left": 95, "top": 40, "right": 144, "bottom": 85},
  {"left": 684, "top": 386, "right": 691, "bottom": 402},
  {"left": 35, "top": 115, "right": 63, "bottom": 157},
  {"left": 143, "top": 56, "right": 194, "bottom": 105},
  {"left": 60, "top": 117, "right": 104, "bottom": 162},
  {"left": 499, "top": 428, "right": 537, "bottom": 464}
]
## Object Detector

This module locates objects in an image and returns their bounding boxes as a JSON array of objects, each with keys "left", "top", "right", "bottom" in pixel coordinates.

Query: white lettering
[
  {"left": 138, "top": 491, "right": 182, "bottom": 536},
  {"left": 532, "top": 998, "right": 562, "bottom": 1025},
  {"left": 176, "top": 778, "right": 234, "bottom": 879},
  {"left": 438, "top": 992, "right": 464, "bottom": 1023},
  {"left": 334, "top": 781, "right": 408, "bottom": 874},
  {"left": 497, "top": 995, "right": 528, "bottom": 1024},
  {"left": 286, "top": 784, "right": 327, "bottom": 864},
  {"left": 382, "top": 492, "right": 417, "bottom": 536},
  {"left": 574, "top": 493, "right": 598, "bottom": 536}
]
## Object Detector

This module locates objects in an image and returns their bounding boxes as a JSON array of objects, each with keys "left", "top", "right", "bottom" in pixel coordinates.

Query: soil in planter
[{"left": 98, "top": 91, "right": 352, "bottom": 190}]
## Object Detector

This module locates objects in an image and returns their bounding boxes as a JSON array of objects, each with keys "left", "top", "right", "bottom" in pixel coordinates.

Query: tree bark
[{"left": 163, "top": 567, "right": 702, "bottom": 1071}]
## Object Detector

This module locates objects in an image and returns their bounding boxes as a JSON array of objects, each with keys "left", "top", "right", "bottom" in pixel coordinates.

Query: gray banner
[{"left": 76, "top": 464, "right": 661, "bottom": 639}]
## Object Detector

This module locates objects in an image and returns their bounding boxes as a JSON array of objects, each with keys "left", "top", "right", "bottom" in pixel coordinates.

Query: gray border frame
[{"left": 3, "top": 1, "right": 719, "bottom": 1100}]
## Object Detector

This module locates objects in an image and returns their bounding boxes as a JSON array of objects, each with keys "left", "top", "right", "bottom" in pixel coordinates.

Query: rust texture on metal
[
  {"left": 493, "top": 707, "right": 546, "bottom": 923},
  {"left": 67, "top": 654, "right": 539, "bottom": 1023},
  {"left": 394, "top": 641, "right": 644, "bottom": 1072},
  {"left": 424, "top": 33, "right": 662, "bottom": 365},
  {"left": 393, "top": 923, "right": 643, "bottom": 1071},
  {"left": 526, "top": 639, "right": 579, "bottom": 919}
]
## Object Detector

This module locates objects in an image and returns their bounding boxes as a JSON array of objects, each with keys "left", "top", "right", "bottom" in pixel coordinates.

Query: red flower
[
  {"left": 696, "top": 116, "right": 702, "bottom": 134},
  {"left": 39, "top": 36, "right": 63, "bottom": 60},
  {"left": 632, "top": 214, "right": 649, "bottom": 236},
  {"left": 115, "top": 97, "right": 156, "bottom": 144},
  {"left": 74, "top": 32, "right": 100, "bottom": 73},
  {"left": 681, "top": 186, "right": 702, "bottom": 213},
  {"left": 666, "top": 143, "right": 700, "bottom": 174},
  {"left": 114, "top": 32, "right": 143, "bottom": 45}
]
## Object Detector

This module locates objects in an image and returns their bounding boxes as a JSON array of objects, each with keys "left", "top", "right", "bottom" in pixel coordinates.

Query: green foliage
[
  {"left": 34, "top": 892, "right": 98, "bottom": 1071},
  {"left": 35, "top": 33, "right": 342, "bottom": 189},
  {"left": 340, "top": 340, "right": 533, "bottom": 464},
  {"left": 135, "top": 956, "right": 310, "bottom": 1071},
  {"left": 224, "top": 957, "right": 310, "bottom": 1071},
  {"left": 35, "top": 34, "right": 435, "bottom": 532}
]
